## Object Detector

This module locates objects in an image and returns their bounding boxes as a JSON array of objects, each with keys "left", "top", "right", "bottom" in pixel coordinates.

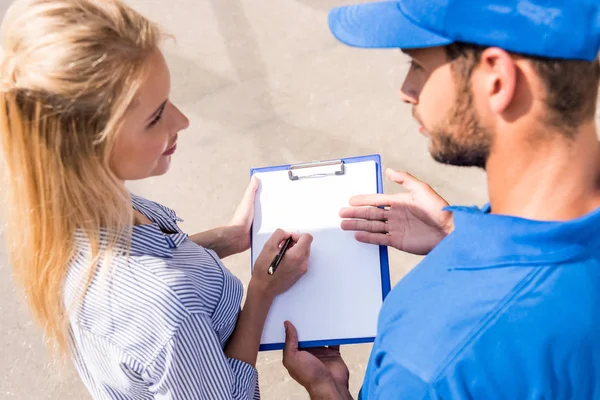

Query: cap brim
[{"left": 328, "top": 1, "right": 453, "bottom": 49}]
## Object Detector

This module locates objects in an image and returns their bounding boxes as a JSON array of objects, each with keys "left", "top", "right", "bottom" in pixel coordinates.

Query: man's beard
[{"left": 416, "top": 77, "right": 493, "bottom": 169}]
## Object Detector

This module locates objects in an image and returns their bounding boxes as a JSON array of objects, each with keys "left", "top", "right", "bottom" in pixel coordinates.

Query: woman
[{"left": 0, "top": 0, "right": 312, "bottom": 399}]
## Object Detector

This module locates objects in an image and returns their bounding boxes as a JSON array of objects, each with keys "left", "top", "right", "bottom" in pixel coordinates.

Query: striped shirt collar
[{"left": 130, "top": 194, "right": 188, "bottom": 258}]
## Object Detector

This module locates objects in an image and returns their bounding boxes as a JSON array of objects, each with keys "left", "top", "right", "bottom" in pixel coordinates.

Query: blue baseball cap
[{"left": 328, "top": 0, "right": 600, "bottom": 61}]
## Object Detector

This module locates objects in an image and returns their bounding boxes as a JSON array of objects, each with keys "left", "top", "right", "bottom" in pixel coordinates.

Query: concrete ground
[{"left": 0, "top": 0, "right": 490, "bottom": 398}]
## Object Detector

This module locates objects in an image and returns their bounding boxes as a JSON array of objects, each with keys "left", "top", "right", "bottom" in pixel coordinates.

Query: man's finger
[
  {"left": 386, "top": 169, "right": 430, "bottom": 193},
  {"left": 354, "top": 231, "right": 393, "bottom": 247},
  {"left": 341, "top": 219, "right": 388, "bottom": 234},
  {"left": 305, "top": 347, "right": 336, "bottom": 358},
  {"left": 349, "top": 192, "right": 414, "bottom": 208},
  {"left": 339, "top": 206, "right": 387, "bottom": 221},
  {"left": 284, "top": 321, "right": 299, "bottom": 358},
  {"left": 348, "top": 193, "right": 394, "bottom": 207}
]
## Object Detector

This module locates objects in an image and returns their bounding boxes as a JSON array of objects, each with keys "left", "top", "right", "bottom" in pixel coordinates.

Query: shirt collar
[
  {"left": 129, "top": 194, "right": 188, "bottom": 258},
  {"left": 441, "top": 203, "right": 600, "bottom": 268}
]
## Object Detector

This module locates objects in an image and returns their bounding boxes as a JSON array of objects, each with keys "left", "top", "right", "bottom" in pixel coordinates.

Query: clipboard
[{"left": 250, "top": 154, "right": 391, "bottom": 351}]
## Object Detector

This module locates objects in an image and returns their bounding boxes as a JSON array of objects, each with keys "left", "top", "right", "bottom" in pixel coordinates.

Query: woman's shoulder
[
  {"left": 64, "top": 195, "right": 244, "bottom": 360},
  {"left": 130, "top": 193, "right": 183, "bottom": 223}
]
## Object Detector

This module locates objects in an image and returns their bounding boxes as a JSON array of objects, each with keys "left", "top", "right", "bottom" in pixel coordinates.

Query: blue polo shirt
[{"left": 360, "top": 204, "right": 600, "bottom": 399}]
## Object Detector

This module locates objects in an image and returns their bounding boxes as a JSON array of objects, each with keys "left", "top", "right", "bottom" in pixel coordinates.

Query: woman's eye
[
  {"left": 147, "top": 104, "right": 166, "bottom": 128},
  {"left": 148, "top": 112, "right": 162, "bottom": 128}
]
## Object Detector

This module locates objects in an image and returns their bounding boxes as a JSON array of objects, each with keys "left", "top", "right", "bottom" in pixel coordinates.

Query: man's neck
[{"left": 486, "top": 120, "right": 600, "bottom": 221}]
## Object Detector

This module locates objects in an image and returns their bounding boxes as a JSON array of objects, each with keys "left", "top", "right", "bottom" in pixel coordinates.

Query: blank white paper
[{"left": 251, "top": 160, "right": 384, "bottom": 347}]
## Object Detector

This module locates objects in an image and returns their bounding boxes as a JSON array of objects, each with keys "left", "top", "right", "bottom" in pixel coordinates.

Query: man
[{"left": 281, "top": 0, "right": 600, "bottom": 399}]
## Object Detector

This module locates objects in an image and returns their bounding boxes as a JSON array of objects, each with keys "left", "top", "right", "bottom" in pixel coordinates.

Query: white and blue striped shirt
[{"left": 64, "top": 194, "right": 260, "bottom": 399}]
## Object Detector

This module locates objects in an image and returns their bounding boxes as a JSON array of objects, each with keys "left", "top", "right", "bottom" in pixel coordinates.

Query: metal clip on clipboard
[{"left": 288, "top": 159, "right": 345, "bottom": 181}]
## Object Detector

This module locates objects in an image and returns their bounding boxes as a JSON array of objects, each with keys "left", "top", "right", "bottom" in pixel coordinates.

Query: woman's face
[{"left": 110, "top": 50, "right": 189, "bottom": 181}]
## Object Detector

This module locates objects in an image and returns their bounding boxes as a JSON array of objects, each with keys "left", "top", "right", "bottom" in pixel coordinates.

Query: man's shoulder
[
  {"left": 371, "top": 251, "right": 600, "bottom": 398},
  {"left": 374, "top": 259, "right": 532, "bottom": 383}
]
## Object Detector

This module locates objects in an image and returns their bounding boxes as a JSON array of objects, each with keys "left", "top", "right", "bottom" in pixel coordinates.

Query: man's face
[{"left": 401, "top": 46, "right": 492, "bottom": 168}]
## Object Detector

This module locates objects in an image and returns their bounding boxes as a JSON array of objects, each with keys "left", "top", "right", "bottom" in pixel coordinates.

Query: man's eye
[{"left": 409, "top": 60, "right": 424, "bottom": 71}]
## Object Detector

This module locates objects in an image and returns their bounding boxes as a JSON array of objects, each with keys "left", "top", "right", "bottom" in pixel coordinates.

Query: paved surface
[{"left": 0, "top": 0, "right": 490, "bottom": 398}]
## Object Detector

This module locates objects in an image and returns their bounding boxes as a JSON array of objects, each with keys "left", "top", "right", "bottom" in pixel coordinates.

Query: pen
[{"left": 268, "top": 237, "right": 293, "bottom": 275}]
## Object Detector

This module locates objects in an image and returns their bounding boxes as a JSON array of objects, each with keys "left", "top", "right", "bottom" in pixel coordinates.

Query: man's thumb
[{"left": 284, "top": 321, "right": 298, "bottom": 355}]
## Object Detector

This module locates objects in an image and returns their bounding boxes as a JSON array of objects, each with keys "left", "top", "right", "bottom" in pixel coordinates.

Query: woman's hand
[
  {"left": 224, "top": 229, "right": 312, "bottom": 367},
  {"left": 190, "top": 176, "right": 259, "bottom": 258},
  {"left": 227, "top": 175, "right": 259, "bottom": 252},
  {"left": 340, "top": 169, "right": 453, "bottom": 255},
  {"left": 250, "top": 229, "right": 313, "bottom": 300}
]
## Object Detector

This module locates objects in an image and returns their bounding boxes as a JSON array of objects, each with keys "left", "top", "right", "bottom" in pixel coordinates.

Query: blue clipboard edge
[
  {"left": 249, "top": 154, "right": 391, "bottom": 351},
  {"left": 260, "top": 336, "right": 375, "bottom": 352}
]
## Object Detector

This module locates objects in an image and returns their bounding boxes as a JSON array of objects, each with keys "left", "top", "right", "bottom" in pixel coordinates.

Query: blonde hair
[{"left": 0, "top": 0, "right": 163, "bottom": 356}]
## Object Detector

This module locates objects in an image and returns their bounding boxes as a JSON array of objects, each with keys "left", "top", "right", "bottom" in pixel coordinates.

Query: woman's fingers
[
  {"left": 266, "top": 229, "right": 291, "bottom": 251},
  {"left": 230, "top": 176, "right": 260, "bottom": 227}
]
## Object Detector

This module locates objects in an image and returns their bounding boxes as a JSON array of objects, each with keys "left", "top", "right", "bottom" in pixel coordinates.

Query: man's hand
[
  {"left": 340, "top": 169, "right": 453, "bottom": 255},
  {"left": 283, "top": 321, "right": 352, "bottom": 399},
  {"left": 190, "top": 177, "right": 259, "bottom": 258}
]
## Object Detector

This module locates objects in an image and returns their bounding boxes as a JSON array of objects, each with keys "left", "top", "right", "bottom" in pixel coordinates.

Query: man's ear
[{"left": 479, "top": 47, "right": 517, "bottom": 114}]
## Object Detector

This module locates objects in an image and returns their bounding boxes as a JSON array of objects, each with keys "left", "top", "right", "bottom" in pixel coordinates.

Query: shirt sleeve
[
  {"left": 143, "top": 312, "right": 259, "bottom": 400},
  {"left": 367, "top": 351, "right": 439, "bottom": 400}
]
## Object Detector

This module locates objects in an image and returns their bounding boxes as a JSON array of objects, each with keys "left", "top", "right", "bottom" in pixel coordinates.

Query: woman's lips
[{"left": 163, "top": 143, "right": 177, "bottom": 156}]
